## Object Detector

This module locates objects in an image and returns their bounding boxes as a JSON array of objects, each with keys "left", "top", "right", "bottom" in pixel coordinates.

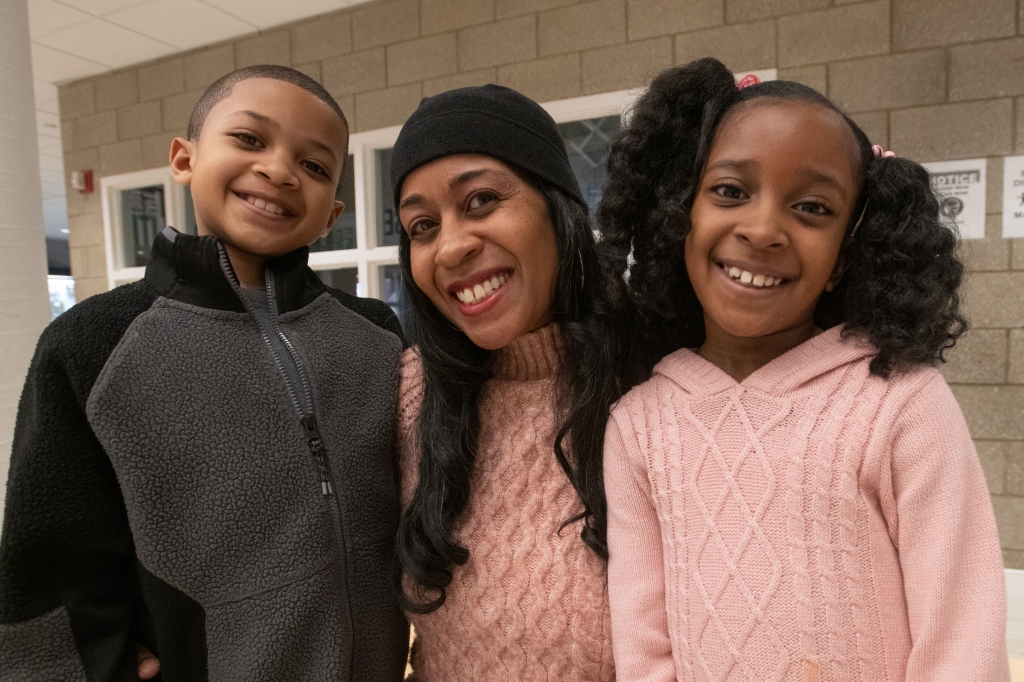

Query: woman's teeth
[
  {"left": 245, "top": 194, "right": 286, "bottom": 216},
  {"left": 726, "top": 265, "right": 783, "bottom": 288},
  {"left": 456, "top": 272, "right": 510, "bottom": 304}
]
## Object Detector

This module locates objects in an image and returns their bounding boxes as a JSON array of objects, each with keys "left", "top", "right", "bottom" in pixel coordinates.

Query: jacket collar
[{"left": 144, "top": 226, "right": 326, "bottom": 314}]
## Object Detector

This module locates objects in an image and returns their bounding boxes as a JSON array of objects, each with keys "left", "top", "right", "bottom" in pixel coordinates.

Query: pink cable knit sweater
[
  {"left": 605, "top": 326, "right": 1009, "bottom": 682},
  {"left": 398, "top": 324, "right": 615, "bottom": 681}
]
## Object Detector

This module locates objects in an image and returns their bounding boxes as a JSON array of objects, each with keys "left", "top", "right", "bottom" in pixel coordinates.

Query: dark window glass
[
  {"left": 316, "top": 267, "right": 358, "bottom": 296},
  {"left": 378, "top": 263, "right": 403, "bottom": 316},
  {"left": 376, "top": 148, "right": 400, "bottom": 247},
  {"left": 311, "top": 155, "right": 357, "bottom": 252},
  {"left": 121, "top": 185, "right": 166, "bottom": 267},
  {"left": 557, "top": 115, "right": 621, "bottom": 220}
]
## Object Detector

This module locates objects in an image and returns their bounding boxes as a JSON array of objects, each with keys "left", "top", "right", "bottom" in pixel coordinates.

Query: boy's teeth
[
  {"left": 246, "top": 195, "right": 286, "bottom": 215},
  {"left": 457, "top": 273, "right": 510, "bottom": 304},
  {"left": 739, "top": 270, "right": 753, "bottom": 284}
]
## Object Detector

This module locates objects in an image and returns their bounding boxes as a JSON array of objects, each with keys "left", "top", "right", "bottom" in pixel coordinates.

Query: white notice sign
[
  {"left": 1003, "top": 155, "right": 1024, "bottom": 238},
  {"left": 923, "top": 159, "right": 987, "bottom": 240}
]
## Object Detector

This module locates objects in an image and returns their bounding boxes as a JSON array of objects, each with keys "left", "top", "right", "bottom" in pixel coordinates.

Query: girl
[
  {"left": 391, "top": 84, "right": 628, "bottom": 680},
  {"left": 599, "top": 58, "right": 1009, "bottom": 681}
]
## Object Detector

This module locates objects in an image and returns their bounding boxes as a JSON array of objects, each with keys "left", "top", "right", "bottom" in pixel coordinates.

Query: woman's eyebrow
[{"left": 399, "top": 194, "right": 425, "bottom": 210}]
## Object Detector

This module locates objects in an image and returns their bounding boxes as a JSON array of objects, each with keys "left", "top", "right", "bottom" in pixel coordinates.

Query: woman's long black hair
[
  {"left": 395, "top": 173, "right": 633, "bottom": 614},
  {"left": 597, "top": 57, "right": 967, "bottom": 380}
]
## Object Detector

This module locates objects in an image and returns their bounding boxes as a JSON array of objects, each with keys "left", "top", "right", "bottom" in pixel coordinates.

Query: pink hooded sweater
[
  {"left": 398, "top": 324, "right": 615, "bottom": 681},
  {"left": 604, "top": 326, "right": 1009, "bottom": 682}
]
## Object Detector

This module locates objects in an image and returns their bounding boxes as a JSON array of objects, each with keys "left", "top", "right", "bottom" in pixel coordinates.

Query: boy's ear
[
  {"left": 321, "top": 200, "right": 345, "bottom": 239},
  {"left": 169, "top": 137, "right": 195, "bottom": 185}
]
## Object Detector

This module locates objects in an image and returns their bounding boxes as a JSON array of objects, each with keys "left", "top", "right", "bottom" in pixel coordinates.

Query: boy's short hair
[{"left": 187, "top": 64, "right": 348, "bottom": 141}]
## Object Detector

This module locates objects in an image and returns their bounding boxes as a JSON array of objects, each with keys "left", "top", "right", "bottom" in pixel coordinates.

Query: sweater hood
[
  {"left": 144, "top": 226, "right": 327, "bottom": 314},
  {"left": 652, "top": 325, "right": 878, "bottom": 398}
]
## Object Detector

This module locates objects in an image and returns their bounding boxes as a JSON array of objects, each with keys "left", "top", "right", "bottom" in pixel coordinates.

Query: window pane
[
  {"left": 557, "top": 115, "right": 621, "bottom": 219},
  {"left": 311, "top": 155, "right": 357, "bottom": 252},
  {"left": 121, "top": 185, "right": 166, "bottom": 267},
  {"left": 317, "top": 267, "right": 358, "bottom": 297},
  {"left": 378, "top": 263, "right": 402, "bottom": 316},
  {"left": 375, "top": 148, "right": 400, "bottom": 247}
]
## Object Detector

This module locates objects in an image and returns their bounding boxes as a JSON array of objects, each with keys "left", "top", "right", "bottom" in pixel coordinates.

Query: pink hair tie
[
  {"left": 872, "top": 144, "right": 895, "bottom": 158},
  {"left": 736, "top": 74, "right": 761, "bottom": 90}
]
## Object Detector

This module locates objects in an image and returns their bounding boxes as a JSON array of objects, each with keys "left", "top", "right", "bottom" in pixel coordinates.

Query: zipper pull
[{"left": 302, "top": 416, "right": 334, "bottom": 496}]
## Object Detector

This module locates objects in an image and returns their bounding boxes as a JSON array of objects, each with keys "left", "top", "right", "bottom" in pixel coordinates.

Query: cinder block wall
[{"left": 57, "top": 0, "right": 1024, "bottom": 566}]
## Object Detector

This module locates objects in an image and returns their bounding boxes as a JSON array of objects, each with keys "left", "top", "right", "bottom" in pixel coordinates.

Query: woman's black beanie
[{"left": 389, "top": 83, "right": 585, "bottom": 208}]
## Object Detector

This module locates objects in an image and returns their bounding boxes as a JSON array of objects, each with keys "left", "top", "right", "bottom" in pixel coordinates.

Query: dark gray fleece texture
[
  {"left": 0, "top": 607, "right": 87, "bottom": 681},
  {"left": 85, "top": 292, "right": 403, "bottom": 680}
]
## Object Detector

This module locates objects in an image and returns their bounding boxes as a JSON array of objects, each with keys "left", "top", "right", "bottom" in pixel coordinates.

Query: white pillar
[{"left": 0, "top": 0, "right": 52, "bottom": 519}]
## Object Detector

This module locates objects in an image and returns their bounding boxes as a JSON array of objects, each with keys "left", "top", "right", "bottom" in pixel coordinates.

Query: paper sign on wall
[
  {"left": 1003, "top": 155, "right": 1024, "bottom": 238},
  {"left": 923, "top": 159, "right": 987, "bottom": 240}
]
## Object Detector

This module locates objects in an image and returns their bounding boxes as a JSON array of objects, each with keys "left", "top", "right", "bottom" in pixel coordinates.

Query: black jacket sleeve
[{"left": 0, "top": 282, "right": 156, "bottom": 681}]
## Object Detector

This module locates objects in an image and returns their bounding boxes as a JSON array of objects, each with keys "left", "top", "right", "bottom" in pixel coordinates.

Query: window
[{"left": 100, "top": 90, "right": 652, "bottom": 303}]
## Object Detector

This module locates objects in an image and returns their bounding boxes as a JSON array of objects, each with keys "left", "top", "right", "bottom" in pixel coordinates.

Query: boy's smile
[{"left": 170, "top": 78, "right": 348, "bottom": 287}]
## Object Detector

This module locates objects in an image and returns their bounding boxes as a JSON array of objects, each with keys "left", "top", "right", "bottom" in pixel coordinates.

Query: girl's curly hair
[{"left": 597, "top": 57, "right": 967, "bottom": 379}]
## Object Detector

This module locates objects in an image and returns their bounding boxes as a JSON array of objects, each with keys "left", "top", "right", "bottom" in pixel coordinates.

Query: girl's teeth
[
  {"left": 729, "top": 267, "right": 742, "bottom": 278},
  {"left": 739, "top": 270, "right": 753, "bottom": 284},
  {"left": 752, "top": 274, "right": 765, "bottom": 287},
  {"left": 725, "top": 265, "right": 783, "bottom": 288},
  {"left": 253, "top": 197, "right": 266, "bottom": 209}
]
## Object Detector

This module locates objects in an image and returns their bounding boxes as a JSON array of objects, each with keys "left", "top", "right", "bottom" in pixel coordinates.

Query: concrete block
[
  {"left": 291, "top": 12, "right": 352, "bottom": 64},
  {"left": 778, "top": 65, "right": 826, "bottom": 94},
  {"left": 116, "top": 100, "right": 162, "bottom": 141},
  {"left": 322, "top": 48, "right": 386, "bottom": 97},
  {"left": 63, "top": 178, "right": 101, "bottom": 218},
  {"left": 963, "top": 270, "right": 1024, "bottom": 328},
  {"left": 67, "top": 212, "right": 104, "bottom": 249},
  {"left": 71, "top": 277, "right": 107, "bottom": 302},
  {"left": 1010, "top": 329, "right": 1024, "bottom": 383},
  {"left": 894, "top": 0, "right": 1016, "bottom": 51},
  {"left": 961, "top": 215, "right": 1011, "bottom": 272},
  {"left": 1004, "top": 549, "right": 1024, "bottom": 570},
  {"left": 95, "top": 71, "right": 138, "bottom": 112},
  {"left": 235, "top": 30, "right": 291, "bottom": 68},
  {"left": 828, "top": 50, "right": 946, "bottom": 114},
  {"left": 726, "top": 0, "right": 829, "bottom": 22},
  {"left": 941, "top": 328, "right": 1007, "bottom": 384},
  {"left": 59, "top": 81, "right": 95, "bottom": 120},
  {"left": 141, "top": 129, "right": 182, "bottom": 169},
  {"left": 627, "top": 0, "right": 722, "bottom": 41},
  {"left": 293, "top": 62, "right": 321, "bottom": 83},
  {"left": 69, "top": 245, "right": 87, "bottom": 279},
  {"left": 993, "top": 495, "right": 1024, "bottom": 550},
  {"left": 422, "top": 0, "right": 494, "bottom": 35},
  {"left": 496, "top": 0, "right": 577, "bottom": 18},
  {"left": 497, "top": 53, "right": 582, "bottom": 103},
  {"left": 60, "top": 119, "right": 76, "bottom": 153},
  {"left": 184, "top": 45, "right": 235, "bottom": 91},
  {"left": 942, "top": 327, "right": 1007, "bottom": 382},
  {"left": 988, "top": 156, "right": 1003, "bottom": 214},
  {"left": 98, "top": 139, "right": 142, "bottom": 177},
  {"left": 975, "top": 440, "right": 1010, "bottom": 494},
  {"left": 951, "top": 385, "right": 1024, "bottom": 439},
  {"left": 1007, "top": 441, "right": 1024, "bottom": 495},
  {"left": 1015, "top": 239, "right": 1024, "bottom": 269},
  {"left": 458, "top": 16, "right": 537, "bottom": 71},
  {"left": 387, "top": 33, "right": 458, "bottom": 86},
  {"left": 778, "top": 1, "right": 889, "bottom": 68},
  {"left": 582, "top": 38, "right": 673, "bottom": 95},
  {"left": 674, "top": 19, "right": 775, "bottom": 72},
  {"left": 423, "top": 68, "right": 498, "bottom": 97},
  {"left": 951, "top": 38, "right": 1024, "bottom": 102},
  {"left": 354, "top": 83, "right": 422, "bottom": 132},
  {"left": 75, "top": 111, "right": 117, "bottom": 149},
  {"left": 1018, "top": 97, "right": 1024, "bottom": 153},
  {"left": 334, "top": 95, "right": 354, "bottom": 126},
  {"left": 352, "top": 0, "right": 419, "bottom": 51},
  {"left": 138, "top": 59, "right": 184, "bottom": 101},
  {"left": 890, "top": 100, "right": 1013, "bottom": 163},
  {"left": 849, "top": 111, "right": 888, "bottom": 148},
  {"left": 161, "top": 89, "right": 203, "bottom": 133},
  {"left": 539, "top": 0, "right": 626, "bottom": 57}
]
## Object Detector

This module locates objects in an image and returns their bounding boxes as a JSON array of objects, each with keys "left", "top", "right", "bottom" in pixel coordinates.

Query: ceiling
[{"left": 28, "top": 0, "right": 374, "bottom": 240}]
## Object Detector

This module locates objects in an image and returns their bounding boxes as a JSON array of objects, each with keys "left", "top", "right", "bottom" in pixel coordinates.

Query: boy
[{"left": 0, "top": 65, "right": 409, "bottom": 681}]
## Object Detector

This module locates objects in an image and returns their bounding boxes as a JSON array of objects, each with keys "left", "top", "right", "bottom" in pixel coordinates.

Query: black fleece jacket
[{"left": 0, "top": 227, "right": 409, "bottom": 682}]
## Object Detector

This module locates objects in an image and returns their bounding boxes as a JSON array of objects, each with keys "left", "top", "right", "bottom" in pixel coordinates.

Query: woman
[{"left": 391, "top": 84, "right": 628, "bottom": 680}]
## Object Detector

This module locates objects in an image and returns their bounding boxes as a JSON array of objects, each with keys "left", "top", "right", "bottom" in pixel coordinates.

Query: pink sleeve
[
  {"left": 397, "top": 348, "right": 424, "bottom": 510},
  {"left": 884, "top": 371, "right": 1010, "bottom": 682},
  {"left": 604, "top": 411, "right": 676, "bottom": 682}
]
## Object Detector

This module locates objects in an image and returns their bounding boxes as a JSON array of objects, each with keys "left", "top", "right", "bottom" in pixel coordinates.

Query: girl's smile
[{"left": 686, "top": 99, "right": 860, "bottom": 379}]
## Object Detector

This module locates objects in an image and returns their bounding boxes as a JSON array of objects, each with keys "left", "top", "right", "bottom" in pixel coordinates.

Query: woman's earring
[{"left": 825, "top": 281, "right": 835, "bottom": 293}]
